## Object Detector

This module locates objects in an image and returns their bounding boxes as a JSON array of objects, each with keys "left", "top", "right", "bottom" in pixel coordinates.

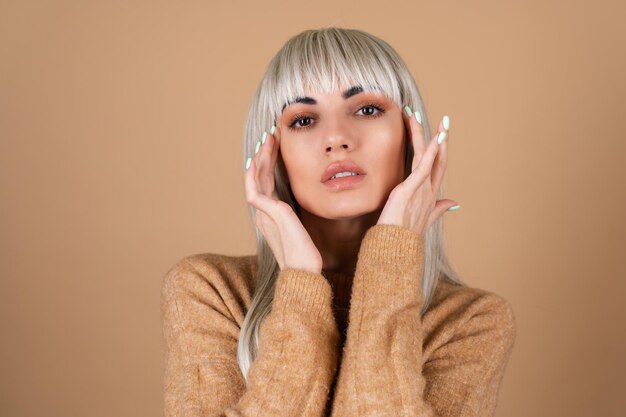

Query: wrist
[{"left": 359, "top": 223, "right": 424, "bottom": 268}]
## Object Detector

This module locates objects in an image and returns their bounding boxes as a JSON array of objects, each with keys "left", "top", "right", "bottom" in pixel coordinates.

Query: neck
[{"left": 299, "top": 206, "right": 382, "bottom": 274}]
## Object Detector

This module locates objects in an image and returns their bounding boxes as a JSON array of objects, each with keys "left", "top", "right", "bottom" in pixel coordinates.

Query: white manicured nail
[{"left": 443, "top": 115, "right": 450, "bottom": 130}]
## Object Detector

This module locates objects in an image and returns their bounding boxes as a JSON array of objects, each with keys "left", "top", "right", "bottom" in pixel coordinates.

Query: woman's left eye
[{"left": 358, "top": 104, "right": 384, "bottom": 116}]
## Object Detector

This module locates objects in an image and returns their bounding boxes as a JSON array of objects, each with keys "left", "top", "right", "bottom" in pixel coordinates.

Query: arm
[
  {"left": 161, "top": 258, "right": 340, "bottom": 417},
  {"left": 329, "top": 224, "right": 517, "bottom": 417}
]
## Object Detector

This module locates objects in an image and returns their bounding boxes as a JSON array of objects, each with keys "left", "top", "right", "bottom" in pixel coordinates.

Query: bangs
[{"left": 263, "top": 29, "right": 404, "bottom": 125}]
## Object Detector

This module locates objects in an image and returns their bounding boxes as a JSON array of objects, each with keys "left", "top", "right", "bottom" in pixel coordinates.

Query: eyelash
[{"left": 287, "top": 103, "right": 386, "bottom": 131}]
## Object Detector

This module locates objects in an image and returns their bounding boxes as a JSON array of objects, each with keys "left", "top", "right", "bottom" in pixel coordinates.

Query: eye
[
  {"left": 288, "top": 115, "right": 313, "bottom": 130},
  {"left": 358, "top": 103, "right": 385, "bottom": 117},
  {"left": 286, "top": 102, "right": 386, "bottom": 131}
]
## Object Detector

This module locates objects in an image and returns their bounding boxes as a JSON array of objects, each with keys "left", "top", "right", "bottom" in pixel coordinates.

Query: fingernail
[
  {"left": 437, "top": 131, "right": 447, "bottom": 144},
  {"left": 245, "top": 157, "right": 252, "bottom": 170},
  {"left": 443, "top": 115, "right": 450, "bottom": 130},
  {"left": 448, "top": 204, "right": 460, "bottom": 211},
  {"left": 255, "top": 141, "right": 261, "bottom": 154},
  {"left": 414, "top": 111, "right": 422, "bottom": 125},
  {"left": 270, "top": 125, "right": 276, "bottom": 135},
  {"left": 261, "top": 131, "right": 267, "bottom": 144},
  {"left": 404, "top": 105, "right": 413, "bottom": 117}
]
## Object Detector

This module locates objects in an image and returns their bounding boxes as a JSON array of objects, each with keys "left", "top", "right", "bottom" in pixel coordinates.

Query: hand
[
  {"left": 376, "top": 107, "right": 459, "bottom": 235},
  {"left": 244, "top": 125, "right": 323, "bottom": 274}
]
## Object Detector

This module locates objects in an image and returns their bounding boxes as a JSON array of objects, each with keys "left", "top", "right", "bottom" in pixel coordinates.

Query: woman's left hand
[{"left": 376, "top": 107, "right": 458, "bottom": 235}]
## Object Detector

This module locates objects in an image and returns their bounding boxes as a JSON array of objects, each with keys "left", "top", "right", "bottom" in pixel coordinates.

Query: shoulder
[
  {"left": 426, "top": 278, "right": 517, "bottom": 348},
  {"left": 162, "top": 252, "right": 257, "bottom": 288},
  {"left": 160, "top": 252, "right": 258, "bottom": 325},
  {"left": 432, "top": 277, "right": 516, "bottom": 323}
]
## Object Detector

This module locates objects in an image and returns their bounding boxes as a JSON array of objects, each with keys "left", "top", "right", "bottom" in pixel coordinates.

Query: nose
[
  {"left": 325, "top": 143, "right": 349, "bottom": 152},
  {"left": 323, "top": 117, "right": 355, "bottom": 153}
]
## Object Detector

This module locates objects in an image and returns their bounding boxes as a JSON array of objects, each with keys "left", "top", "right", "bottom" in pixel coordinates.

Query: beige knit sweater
[{"left": 160, "top": 223, "right": 517, "bottom": 417}]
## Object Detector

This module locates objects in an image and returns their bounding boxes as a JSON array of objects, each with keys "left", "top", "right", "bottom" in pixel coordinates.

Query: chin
[{"left": 321, "top": 200, "right": 381, "bottom": 219}]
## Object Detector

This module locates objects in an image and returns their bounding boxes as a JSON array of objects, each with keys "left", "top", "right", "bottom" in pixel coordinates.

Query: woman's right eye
[{"left": 289, "top": 116, "right": 313, "bottom": 130}]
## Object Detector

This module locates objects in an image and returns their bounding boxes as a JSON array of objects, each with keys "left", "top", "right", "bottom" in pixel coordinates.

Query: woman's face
[{"left": 277, "top": 85, "right": 407, "bottom": 219}]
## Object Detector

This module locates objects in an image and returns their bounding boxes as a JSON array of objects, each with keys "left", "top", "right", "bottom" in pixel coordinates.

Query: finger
[
  {"left": 255, "top": 131, "right": 275, "bottom": 196},
  {"left": 401, "top": 105, "right": 426, "bottom": 170},
  {"left": 425, "top": 199, "right": 459, "bottom": 230},
  {"left": 261, "top": 126, "right": 280, "bottom": 190},
  {"left": 245, "top": 158, "right": 281, "bottom": 216},
  {"left": 430, "top": 126, "right": 448, "bottom": 194},
  {"left": 269, "top": 125, "right": 280, "bottom": 167},
  {"left": 403, "top": 127, "right": 443, "bottom": 192},
  {"left": 266, "top": 126, "right": 282, "bottom": 198},
  {"left": 244, "top": 156, "right": 261, "bottom": 205},
  {"left": 254, "top": 129, "right": 276, "bottom": 196}
]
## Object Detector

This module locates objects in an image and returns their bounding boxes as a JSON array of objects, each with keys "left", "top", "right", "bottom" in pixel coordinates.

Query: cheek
[
  {"left": 368, "top": 119, "right": 405, "bottom": 156},
  {"left": 365, "top": 121, "right": 406, "bottom": 186},
  {"left": 280, "top": 143, "right": 315, "bottom": 184},
  {"left": 376, "top": 143, "right": 405, "bottom": 179}
]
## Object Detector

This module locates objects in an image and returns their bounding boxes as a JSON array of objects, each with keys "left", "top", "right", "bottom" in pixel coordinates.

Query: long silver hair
[{"left": 238, "top": 27, "right": 466, "bottom": 384}]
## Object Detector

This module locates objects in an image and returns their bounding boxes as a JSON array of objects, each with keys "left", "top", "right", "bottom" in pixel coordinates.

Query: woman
[{"left": 161, "top": 27, "right": 516, "bottom": 417}]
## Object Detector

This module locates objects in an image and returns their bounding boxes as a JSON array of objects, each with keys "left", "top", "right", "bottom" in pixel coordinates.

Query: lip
[
  {"left": 322, "top": 173, "right": 366, "bottom": 191},
  {"left": 321, "top": 160, "right": 367, "bottom": 183}
]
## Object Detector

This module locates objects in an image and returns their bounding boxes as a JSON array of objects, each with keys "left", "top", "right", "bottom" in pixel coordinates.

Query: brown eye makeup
[
  {"left": 281, "top": 84, "right": 390, "bottom": 132},
  {"left": 286, "top": 102, "right": 387, "bottom": 131}
]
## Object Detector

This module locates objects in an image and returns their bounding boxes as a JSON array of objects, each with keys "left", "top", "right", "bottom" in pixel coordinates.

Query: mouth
[
  {"left": 321, "top": 160, "right": 367, "bottom": 183},
  {"left": 322, "top": 172, "right": 366, "bottom": 191}
]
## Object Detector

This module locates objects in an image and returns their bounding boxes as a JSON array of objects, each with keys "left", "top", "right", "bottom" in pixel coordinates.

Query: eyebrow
[{"left": 281, "top": 85, "right": 364, "bottom": 113}]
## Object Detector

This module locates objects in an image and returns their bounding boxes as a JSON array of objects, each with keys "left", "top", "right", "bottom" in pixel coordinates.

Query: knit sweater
[{"left": 160, "top": 223, "right": 517, "bottom": 417}]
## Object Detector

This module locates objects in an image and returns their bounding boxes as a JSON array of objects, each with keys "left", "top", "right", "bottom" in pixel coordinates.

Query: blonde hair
[{"left": 238, "top": 27, "right": 466, "bottom": 384}]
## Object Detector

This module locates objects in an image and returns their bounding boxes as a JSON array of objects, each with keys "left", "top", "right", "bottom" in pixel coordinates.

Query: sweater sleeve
[
  {"left": 329, "top": 224, "right": 517, "bottom": 417},
  {"left": 161, "top": 258, "right": 340, "bottom": 417}
]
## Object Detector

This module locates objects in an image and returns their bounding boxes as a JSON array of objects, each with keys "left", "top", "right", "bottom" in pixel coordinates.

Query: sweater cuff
[
  {"left": 273, "top": 268, "right": 334, "bottom": 324},
  {"left": 355, "top": 224, "right": 426, "bottom": 309},
  {"left": 358, "top": 223, "right": 425, "bottom": 269}
]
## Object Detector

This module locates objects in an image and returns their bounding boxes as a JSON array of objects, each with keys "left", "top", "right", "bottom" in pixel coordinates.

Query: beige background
[{"left": 1, "top": 1, "right": 625, "bottom": 416}]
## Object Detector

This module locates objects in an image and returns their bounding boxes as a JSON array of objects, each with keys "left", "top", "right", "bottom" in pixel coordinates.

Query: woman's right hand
[{"left": 244, "top": 125, "right": 323, "bottom": 274}]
